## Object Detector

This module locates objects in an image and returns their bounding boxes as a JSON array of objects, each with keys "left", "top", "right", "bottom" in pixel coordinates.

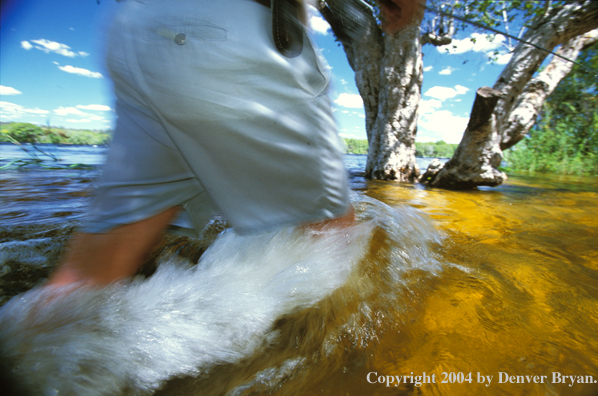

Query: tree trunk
[
  {"left": 321, "top": 2, "right": 425, "bottom": 181},
  {"left": 430, "top": 0, "right": 598, "bottom": 189},
  {"left": 500, "top": 28, "right": 598, "bottom": 150},
  {"left": 429, "top": 87, "right": 506, "bottom": 188}
]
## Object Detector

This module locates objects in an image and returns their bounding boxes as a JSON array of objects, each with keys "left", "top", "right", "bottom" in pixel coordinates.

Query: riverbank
[
  {"left": 0, "top": 122, "right": 110, "bottom": 146},
  {"left": 1, "top": 157, "right": 597, "bottom": 395}
]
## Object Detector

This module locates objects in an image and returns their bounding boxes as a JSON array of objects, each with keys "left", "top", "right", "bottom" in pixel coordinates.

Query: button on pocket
[{"left": 174, "top": 33, "right": 187, "bottom": 45}]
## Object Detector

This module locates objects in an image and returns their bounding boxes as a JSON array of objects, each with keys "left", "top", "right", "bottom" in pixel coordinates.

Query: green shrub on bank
[
  {"left": 415, "top": 141, "right": 458, "bottom": 158},
  {"left": 1, "top": 122, "right": 111, "bottom": 145},
  {"left": 504, "top": 42, "right": 598, "bottom": 177},
  {"left": 504, "top": 113, "right": 598, "bottom": 176},
  {"left": 343, "top": 138, "right": 368, "bottom": 154},
  {"left": 0, "top": 123, "right": 46, "bottom": 143},
  {"left": 342, "top": 138, "right": 458, "bottom": 158}
]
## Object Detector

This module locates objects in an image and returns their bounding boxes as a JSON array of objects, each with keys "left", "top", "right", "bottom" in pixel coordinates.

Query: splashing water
[{"left": 0, "top": 194, "right": 445, "bottom": 395}]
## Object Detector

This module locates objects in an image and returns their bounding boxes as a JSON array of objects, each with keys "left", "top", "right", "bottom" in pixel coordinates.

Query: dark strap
[
  {"left": 253, "top": 0, "right": 271, "bottom": 8},
  {"left": 271, "top": 0, "right": 304, "bottom": 58},
  {"left": 319, "top": 0, "right": 373, "bottom": 43}
]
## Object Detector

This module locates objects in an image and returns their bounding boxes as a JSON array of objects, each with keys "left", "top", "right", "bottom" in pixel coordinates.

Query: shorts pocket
[{"left": 301, "top": 34, "right": 331, "bottom": 98}]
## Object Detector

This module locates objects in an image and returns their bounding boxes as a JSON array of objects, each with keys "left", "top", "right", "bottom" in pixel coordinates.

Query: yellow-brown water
[
  {"left": 1, "top": 163, "right": 597, "bottom": 396},
  {"left": 153, "top": 174, "right": 598, "bottom": 396},
  {"left": 353, "top": 175, "right": 598, "bottom": 396}
]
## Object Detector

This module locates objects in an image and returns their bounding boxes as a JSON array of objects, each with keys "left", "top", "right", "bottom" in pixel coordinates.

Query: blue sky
[{"left": 1, "top": 0, "right": 514, "bottom": 143}]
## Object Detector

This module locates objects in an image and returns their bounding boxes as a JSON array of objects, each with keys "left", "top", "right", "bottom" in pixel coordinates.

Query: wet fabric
[{"left": 82, "top": 0, "right": 351, "bottom": 235}]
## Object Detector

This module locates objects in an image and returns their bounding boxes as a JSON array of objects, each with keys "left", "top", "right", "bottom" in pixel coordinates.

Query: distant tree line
[
  {"left": 0, "top": 122, "right": 111, "bottom": 145},
  {"left": 415, "top": 141, "right": 458, "bottom": 158},
  {"left": 343, "top": 138, "right": 369, "bottom": 154},
  {"left": 504, "top": 42, "right": 598, "bottom": 176},
  {"left": 343, "top": 138, "right": 457, "bottom": 158}
]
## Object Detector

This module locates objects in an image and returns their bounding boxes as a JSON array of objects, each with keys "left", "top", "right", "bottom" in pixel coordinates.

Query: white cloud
[
  {"left": 419, "top": 98, "right": 442, "bottom": 114},
  {"left": 437, "top": 33, "right": 513, "bottom": 65},
  {"left": 418, "top": 97, "right": 469, "bottom": 143},
  {"left": 418, "top": 110, "right": 469, "bottom": 144},
  {"left": 66, "top": 118, "right": 93, "bottom": 123},
  {"left": 0, "top": 101, "right": 49, "bottom": 119},
  {"left": 24, "top": 108, "right": 49, "bottom": 115},
  {"left": 335, "top": 93, "right": 364, "bottom": 108},
  {"left": 415, "top": 135, "right": 437, "bottom": 143},
  {"left": 424, "top": 65, "right": 433, "bottom": 72},
  {"left": 439, "top": 67, "right": 455, "bottom": 75},
  {"left": 495, "top": 52, "right": 513, "bottom": 65},
  {"left": 54, "top": 107, "right": 106, "bottom": 123},
  {"left": 437, "top": 33, "right": 505, "bottom": 55},
  {"left": 308, "top": 5, "right": 331, "bottom": 35},
  {"left": 424, "top": 85, "right": 469, "bottom": 100},
  {"left": 309, "top": 14, "right": 331, "bottom": 35},
  {"left": 77, "top": 104, "right": 112, "bottom": 111},
  {"left": 24, "top": 39, "right": 90, "bottom": 58},
  {"left": 1, "top": 102, "right": 24, "bottom": 117},
  {"left": 54, "top": 106, "right": 87, "bottom": 116},
  {"left": 455, "top": 85, "right": 469, "bottom": 95},
  {"left": 0, "top": 86, "right": 22, "bottom": 95},
  {"left": 58, "top": 65, "right": 103, "bottom": 78},
  {"left": 31, "top": 39, "right": 78, "bottom": 57}
]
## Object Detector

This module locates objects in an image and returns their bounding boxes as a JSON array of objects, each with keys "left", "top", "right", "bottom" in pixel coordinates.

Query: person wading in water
[{"left": 46, "top": 0, "right": 423, "bottom": 289}]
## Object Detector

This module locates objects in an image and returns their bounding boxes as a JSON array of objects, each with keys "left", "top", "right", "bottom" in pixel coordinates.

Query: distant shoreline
[{"left": 1, "top": 122, "right": 111, "bottom": 146}]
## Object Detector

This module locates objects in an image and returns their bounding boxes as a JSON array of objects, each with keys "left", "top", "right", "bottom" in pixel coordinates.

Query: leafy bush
[
  {"left": 415, "top": 141, "right": 458, "bottom": 158},
  {"left": 0, "top": 123, "right": 111, "bottom": 145},
  {"left": 343, "top": 138, "right": 369, "bottom": 154},
  {"left": 1, "top": 123, "right": 46, "bottom": 143},
  {"left": 504, "top": 42, "right": 598, "bottom": 176}
]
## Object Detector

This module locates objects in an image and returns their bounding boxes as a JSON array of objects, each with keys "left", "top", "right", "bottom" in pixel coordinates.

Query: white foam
[
  {"left": 0, "top": 193, "right": 448, "bottom": 395},
  {"left": 0, "top": 221, "right": 373, "bottom": 395}
]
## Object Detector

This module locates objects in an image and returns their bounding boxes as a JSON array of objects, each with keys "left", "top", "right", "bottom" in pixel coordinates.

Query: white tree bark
[
  {"left": 430, "top": 0, "right": 598, "bottom": 189},
  {"left": 365, "top": 23, "right": 424, "bottom": 181},
  {"left": 321, "top": 2, "right": 425, "bottom": 181},
  {"left": 500, "top": 28, "right": 598, "bottom": 150}
]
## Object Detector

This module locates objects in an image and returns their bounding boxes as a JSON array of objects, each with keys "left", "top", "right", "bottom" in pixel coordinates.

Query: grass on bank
[
  {"left": 503, "top": 41, "right": 598, "bottom": 177},
  {"left": 0, "top": 123, "right": 106, "bottom": 170},
  {"left": 0, "top": 122, "right": 111, "bottom": 146},
  {"left": 502, "top": 104, "right": 598, "bottom": 177},
  {"left": 343, "top": 138, "right": 458, "bottom": 158},
  {"left": 4, "top": 122, "right": 594, "bottom": 176}
]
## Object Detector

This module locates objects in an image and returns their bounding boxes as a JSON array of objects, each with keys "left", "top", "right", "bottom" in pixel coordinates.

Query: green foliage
[
  {"left": 447, "top": 0, "right": 564, "bottom": 30},
  {"left": 343, "top": 138, "right": 369, "bottom": 154},
  {"left": 1, "top": 122, "right": 111, "bottom": 145},
  {"left": 342, "top": 138, "right": 458, "bottom": 157},
  {"left": 0, "top": 123, "right": 46, "bottom": 143},
  {"left": 415, "top": 141, "right": 458, "bottom": 158},
  {"left": 504, "top": 43, "right": 598, "bottom": 176},
  {"left": 341, "top": 138, "right": 458, "bottom": 157},
  {"left": 425, "top": 1, "right": 573, "bottom": 63}
]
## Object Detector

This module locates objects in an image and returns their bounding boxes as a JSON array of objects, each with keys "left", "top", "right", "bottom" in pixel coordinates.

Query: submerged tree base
[{"left": 422, "top": 87, "right": 507, "bottom": 189}]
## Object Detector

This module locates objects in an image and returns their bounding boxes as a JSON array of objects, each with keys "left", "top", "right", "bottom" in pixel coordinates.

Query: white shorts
[{"left": 82, "top": 0, "right": 351, "bottom": 235}]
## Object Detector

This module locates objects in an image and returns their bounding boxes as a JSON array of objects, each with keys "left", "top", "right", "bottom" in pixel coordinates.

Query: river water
[{"left": 0, "top": 144, "right": 597, "bottom": 395}]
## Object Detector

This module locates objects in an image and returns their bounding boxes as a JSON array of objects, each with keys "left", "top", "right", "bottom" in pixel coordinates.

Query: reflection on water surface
[
  {"left": 362, "top": 174, "right": 598, "bottom": 396},
  {"left": 0, "top": 148, "right": 597, "bottom": 395}
]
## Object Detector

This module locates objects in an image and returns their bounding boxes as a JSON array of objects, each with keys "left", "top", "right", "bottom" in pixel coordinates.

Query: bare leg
[
  {"left": 48, "top": 204, "right": 353, "bottom": 287},
  {"left": 48, "top": 207, "right": 179, "bottom": 287},
  {"left": 307, "top": 205, "right": 356, "bottom": 232}
]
